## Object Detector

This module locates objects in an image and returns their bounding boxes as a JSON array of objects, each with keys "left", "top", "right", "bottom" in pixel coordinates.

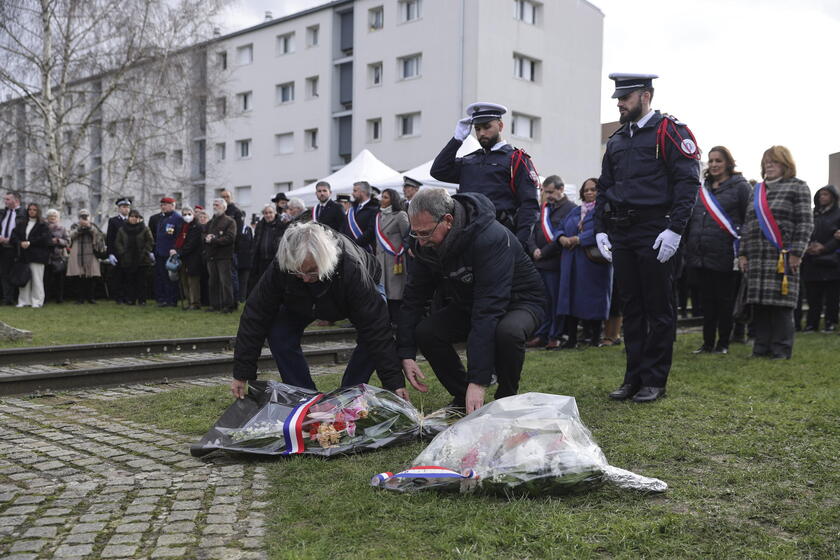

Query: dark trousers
[
  {"left": 267, "top": 306, "right": 376, "bottom": 390},
  {"left": 387, "top": 299, "right": 402, "bottom": 327},
  {"left": 610, "top": 220, "right": 676, "bottom": 388},
  {"left": 45, "top": 264, "right": 65, "bottom": 303},
  {"left": 231, "top": 254, "right": 240, "bottom": 302},
  {"left": 805, "top": 280, "right": 840, "bottom": 328},
  {"left": 699, "top": 267, "right": 739, "bottom": 348},
  {"left": 0, "top": 247, "right": 18, "bottom": 304},
  {"left": 237, "top": 268, "right": 251, "bottom": 303},
  {"left": 565, "top": 317, "right": 602, "bottom": 346},
  {"left": 207, "top": 258, "right": 234, "bottom": 310},
  {"left": 123, "top": 266, "right": 148, "bottom": 304},
  {"left": 110, "top": 264, "right": 129, "bottom": 303},
  {"left": 534, "top": 267, "right": 562, "bottom": 340},
  {"left": 154, "top": 256, "right": 178, "bottom": 304},
  {"left": 752, "top": 305, "right": 794, "bottom": 358},
  {"left": 74, "top": 276, "right": 96, "bottom": 302},
  {"left": 414, "top": 304, "right": 539, "bottom": 405}
]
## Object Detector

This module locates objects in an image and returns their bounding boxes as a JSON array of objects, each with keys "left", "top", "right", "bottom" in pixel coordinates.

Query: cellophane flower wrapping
[
  {"left": 372, "top": 393, "right": 667, "bottom": 495},
  {"left": 190, "top": 380, "right": 450, "bottom": 458}
]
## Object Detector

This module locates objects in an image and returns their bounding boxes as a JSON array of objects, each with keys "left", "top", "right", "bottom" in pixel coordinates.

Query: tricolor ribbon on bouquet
[
  {"left": 539, "top": 202, "right": 559, "bottom": 243},
  {"left": 698, "top": 185, "right": 740, "bottom": 255},
  {"left": 754, "top": 182, "right": 789, "bottom": 295},
  {"left": 371, "top": 466, "right": 479, "bottom": 486},
  {"left": 375, "top": 213, "right": 405, "bottom": 273},
  {"left": 282, "top": 394, "right": 325, "bottom": 454}
]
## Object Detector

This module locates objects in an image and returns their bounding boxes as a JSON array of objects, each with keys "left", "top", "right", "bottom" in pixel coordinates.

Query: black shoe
[
  {"left": 713, "top": 345, "right": 729, "bottom": 355},
  {"left": 126, "top": 301, "right": 136, "bottom": 306},
  {"left": 75, "top": 300, "right": 85, "bottom": 305},
  {"left": 632, "top": 386, "right": 666, "bottom": 403},
  {"left": 608, "top": 384, "right": 639, "bottom": 401},
  {"left": 691, "top": 345, "right": 713, "bottom": 354},
  {"left": 822, "top": 324, "right": 836, "bottom": 333},
  {"left": 157, "top": 302, "right": 168, "bottom": 308},
  {"left": 138, "top": 301, "right": 147, "bottom": 306},
  {"left": 87, "top": 299, "right": 96, "bottom": 304},
  {"left": 803, "top": 325, "right": 816, "bottom": 333}
]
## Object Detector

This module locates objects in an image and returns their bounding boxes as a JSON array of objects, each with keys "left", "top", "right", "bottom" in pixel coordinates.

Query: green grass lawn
[{"left": 88, "top": 332, "right": 840, "bottom": 560}]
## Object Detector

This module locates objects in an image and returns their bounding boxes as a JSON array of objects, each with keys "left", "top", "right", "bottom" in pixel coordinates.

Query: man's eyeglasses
[
  {"left": 294, "top": 270, "right": 320, "bottom": 280},
  {"left": 409, "top": 217, "right": 444, "bottom": 239}
]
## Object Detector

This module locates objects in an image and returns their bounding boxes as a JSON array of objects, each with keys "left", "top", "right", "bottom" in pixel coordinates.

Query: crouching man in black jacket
[
  {"left": 230, "top": 222, "right": 409, "bottom": 401},
  {"left": 398, "top": 189, "right": 544, "bottom": 413}
]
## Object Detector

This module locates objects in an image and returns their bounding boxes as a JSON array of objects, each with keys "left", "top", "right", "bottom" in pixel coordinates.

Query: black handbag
[
  {"left": 584, "top": 244, "right": 610, "bottom": 265},
  {"left": 732, "top": 272, "right": 752, "bottom": 323},
  {"left": 9, "top": 248, "right": 31, "bottom": 287}
]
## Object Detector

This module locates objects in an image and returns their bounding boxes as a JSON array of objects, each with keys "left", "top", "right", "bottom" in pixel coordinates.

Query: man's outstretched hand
[{"left": 230, "top": 379, "right": 247, "bottom": 399}]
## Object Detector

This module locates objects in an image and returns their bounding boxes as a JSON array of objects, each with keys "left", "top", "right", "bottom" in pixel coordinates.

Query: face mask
[{"left": 183, "top": 215, "right": 194, "bottom": 223}]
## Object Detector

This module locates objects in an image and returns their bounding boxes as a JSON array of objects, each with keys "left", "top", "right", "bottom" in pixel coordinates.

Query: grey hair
[
  {"left": 262, "top": 203, "right": 276, "bottom": 213},
  {"left": 46, "top": 208, "right": 60, "bottom": 218},
  {"left": 353, "top": 181, "right": 371, "bottom": 195},
  {"left": 212, "top": 198, "right": 227, "bottom": 210},
  {"left": 287, "top": 197, "right": 306, "bottom": 211},
  {"left": 407, "top": 187, "right": 455, "bottom": 220},
  {"left": 276, "top": 222, "right": 340, "bottom": 281},
  {"left": 181, "top": 205, "right": 193, "bottom": 214}
]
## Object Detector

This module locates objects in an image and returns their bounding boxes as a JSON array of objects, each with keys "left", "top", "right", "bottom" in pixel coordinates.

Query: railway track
[{"left": 0, "top": 328, "right": 357, "bottom": 396}]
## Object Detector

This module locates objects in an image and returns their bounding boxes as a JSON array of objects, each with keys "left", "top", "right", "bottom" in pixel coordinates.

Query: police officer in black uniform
[
  {"left": 430, "top": 102, "right": 540, "bottom": 247},
  {"left": 595, "top": 73, "right": 701, "bottom": 403},
  {"left": 106, "top": 197, "right": 132, "bottom": 304}
]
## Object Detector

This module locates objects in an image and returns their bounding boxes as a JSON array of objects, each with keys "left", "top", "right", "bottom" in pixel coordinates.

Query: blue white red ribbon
[
  {"left": 699, "top": 185, "right": 740, "bottom": 255},
  {"left": 539, "top": 203, "right": 559, "bottom": 243},
  {"left": 370, "top": 465, "right": 479, "bottom": 486},
  {"left": 311, "top": 205, "right": 319, "bottom": 223},
  {"left": 375, "top": 214, "right": 405, "bottom": 257},
  {"left": 346, "top": 207, "right": 363, "bottom": 240},
  {"left": 281, "top": 394, "right": 324, "bottom": 454},
  {"left": 754, "top": 182, "right": 784, "bottom": 251}
]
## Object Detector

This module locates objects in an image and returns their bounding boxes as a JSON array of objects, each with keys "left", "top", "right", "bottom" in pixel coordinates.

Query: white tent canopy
[
  {"left": 377, "top": 136, "right": 483, "bottom": 192},
  {"left": 285, "top": 149, "right": 399, "bottom": 207}
]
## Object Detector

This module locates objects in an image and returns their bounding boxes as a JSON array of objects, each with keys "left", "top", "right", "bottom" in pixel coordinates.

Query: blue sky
[{"left": 221, "top": 0, "right": 840, "bottom": 188}]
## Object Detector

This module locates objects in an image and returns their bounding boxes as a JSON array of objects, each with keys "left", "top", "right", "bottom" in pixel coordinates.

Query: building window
[
  {"left": 275, "top": 82, "right": 295, "bottom": 104},
  {"left": 274, "top": 132, "right": 294, "bottom": 155},
  {"left": 398, "top": 54, "right": 421, "bottom": 80},
  {"left": 369, "top": 6, "right": 384, "bottom": 30},
  {"left": 396, "top": 112, "right": 420, "bottom": 137},
  {"left": 215, "top": 143, "right": 226, "bottom": 162},
  {"left": 511, "top": 112, "right": 539, "bottom": 139},
  {"left": 306, "top": 25, "right": 319, "bottom": 47},
  {"left": 399, "top": 0, "right": 421, "bottom": 22},
  {"left": 368, "top": 62, "right": 383, "bottom": 86},
  {"left": 513, "top": 0, "right": 538, "bottom": 24},
  {"left": 305, "top": 76, "right": 319, "bottom": 99},
  {"left": 215, "top": 97, "right": 227, "bottom": 117},
  {"left": 305, "top": 128, "right": 318, "bottom": 151},
  {"left": 237, "top": 91, "right": 252, "bottom": 112},
  {"left": 216, "top": 51, "right": 227, "bottom": 70},
  {"left": 235, "top": 186, "right": 252, "bottom": 207},
  {"left": 274, "top": 181, "right": 293, "bottom": 192},
  {"left": 236, "top": 139, "right": 251, "bottom": 159},
  {"left": 513, "top": 53, "right": 540, "bottom": 82},
  {"left": 276, "top": 32, "right": 295, "bottom": 56},
  {"left": 236, "top": 44, "right": 253, "bottom": 65},
  {"left": 367, "top": 118, "right": 382, "bottom": 142},
  {"left": 173, "top": 149, "right": 183, "bottom": 166}
]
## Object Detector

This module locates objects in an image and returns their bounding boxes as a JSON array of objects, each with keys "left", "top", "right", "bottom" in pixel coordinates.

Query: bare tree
[{"left": 0, "top": 0, "right": 229, "bottom": 217}]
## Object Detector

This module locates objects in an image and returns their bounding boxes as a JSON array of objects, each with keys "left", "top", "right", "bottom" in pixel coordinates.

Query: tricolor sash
[
  {"left": 370, "top": 466, "right": 479, "bottom": 486},
  {"left": 539, "top": 203, "right": 559, "bottom": 243},
  {"left": 698, "top": 185, "right": 740, "bottom": 255},
  {"left": 346, "top": 206, "right": 363, "bottom": 240},
  {"left": 311, "top": 205, "right": 319, "bottom": 223},
  {"left": 375, "top": 213, "right": 405, "bottom": 274},
  {"left": 753, "top": 182, "right": 789, "bottom": 294},
  {"left": 281, "top": 394, "right": 324, "bottom": 454}
]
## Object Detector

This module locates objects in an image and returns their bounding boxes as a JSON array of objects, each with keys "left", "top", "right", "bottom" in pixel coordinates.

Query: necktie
[
  {"left": 630, "top": 123, "right": 638, "bottom": 137},
  {"left": 316, "top": 205, "right": 322, "bottom": 220},
  {"left": 2, "top": 209, "right": 14, "bottom": 238}
]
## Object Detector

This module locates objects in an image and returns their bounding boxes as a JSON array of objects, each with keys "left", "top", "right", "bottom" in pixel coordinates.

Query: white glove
[
  {"left": 652, "top": 229, "right": 682, "bottom": 263},
  {"left": 595, "top": 233, "right": 612, "bottom": 263},
  {"left": 454, "top": 118, "right": 472, "bottom": 141},
  {"left": 107, "top": 254, "right": 118, "bottom": 266},
  {"left": 148, "top": 252, "right": 155, "bottom": 262}
]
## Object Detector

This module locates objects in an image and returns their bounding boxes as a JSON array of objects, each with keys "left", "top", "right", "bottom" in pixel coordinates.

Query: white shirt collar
[
  {"left": 629, "top": 110, "right": 656, "bottom": 136},
  {"left": 357, "top": 198, "right": 370, "bottom": 209},
  {"left": 488, "top": 139, "right": 508, "bottom": 152}
]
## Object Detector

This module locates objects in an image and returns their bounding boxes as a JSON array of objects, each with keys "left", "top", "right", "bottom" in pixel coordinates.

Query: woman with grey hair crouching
[{"left": 230, "top": 222, "right": 410, "bottom": 401}]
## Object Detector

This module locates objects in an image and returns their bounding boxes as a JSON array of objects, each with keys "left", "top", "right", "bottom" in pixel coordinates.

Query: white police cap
[
  {"left": 609, "top": 73, "right": 658, "bottom": 98},
  {"left": 465, "top": 102, "right": 508, "bottom": 124}
]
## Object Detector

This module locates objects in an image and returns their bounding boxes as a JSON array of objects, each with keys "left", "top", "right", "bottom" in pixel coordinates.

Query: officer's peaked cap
[
  {"left": 403, "top": 176, "right": 422, "bottom": 188},
  {"left": 465, "top": 102, "right": 508, "bottom": 124},
  {"left": 609, "top": 73, "right": 658, "bottom": 98}
]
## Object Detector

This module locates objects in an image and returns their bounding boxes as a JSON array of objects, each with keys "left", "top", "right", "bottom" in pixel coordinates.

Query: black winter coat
[
  {"left": 684, "top": 174, "right": 751, "bottom": 272},
  {"left": 313, "top": 199, "right": 345, "bottom": 232},
  {"left": 233, "top": 227, "right": 404, "bottom": 391},
  {"left": 11, "top": 219, "right": 52, "bottom": 264},
  {"left": 397, "top": 192, "right": 544, "bottom": 386},
  {"left": 802, "top": 185, "right": 840, "bottom": 282},
  {"left": 176, "top": 223, "right": 204, "bottom": 277},
  {"left": 340, "top": 197, "right": 379, "bottom": 252},
  {"left": 526, "top": 197, "right": 577, "bottom": 270},
  {"left": 105, "top": 215, "right": 127, "bottom": 256},
  {"left": 236, "top": 224, "right": 254, "bottom": 270}
]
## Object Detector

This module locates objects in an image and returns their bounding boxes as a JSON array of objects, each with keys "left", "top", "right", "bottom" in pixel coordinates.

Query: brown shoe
[
  {"left": 544, "top": 339, "right": 560, "bottom": 350},
  {"left": 526, "top": 337, "right": 545, "bottom": 348}
]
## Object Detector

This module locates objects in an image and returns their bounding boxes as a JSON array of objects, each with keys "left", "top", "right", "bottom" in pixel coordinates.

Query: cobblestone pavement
[{"left": 0, "top": 373, "right": 308, "bottom": 560}]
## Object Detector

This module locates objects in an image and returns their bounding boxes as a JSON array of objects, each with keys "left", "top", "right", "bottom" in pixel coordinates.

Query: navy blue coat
[
  {"left": 397, "top": 192, "right": 544, "bottom": 386},
  {"left": 430, "top": 137, "right": 540, "bottom": 247},
  {"left": 526, "top": 197, "right": 577, "bottom": 271},
  {"left": 105, "top": 215, "right": 127, "bottom": 256},
  {"left": 595, "top": 111, "right": 701, "bottom": 235},
  {"left": 556, "top": 206, "right": 612, "bottom": 320},
  {"left": 154, "top": 211, "right": 183, "bottom": 257}
]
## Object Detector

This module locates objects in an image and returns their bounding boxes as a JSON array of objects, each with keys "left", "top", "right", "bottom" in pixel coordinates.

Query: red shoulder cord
[
  {"left": 656, "top": 118, "right": 701, "bottom": 161},
  {"left": 509, "top": 149, "right": 538, "bottom": 194}
]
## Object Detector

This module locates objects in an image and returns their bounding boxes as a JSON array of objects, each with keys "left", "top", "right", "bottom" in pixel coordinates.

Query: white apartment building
[
  {"left": 0, "top": 0, "right": 604, "bottom": 224},
  {"left": 209, "top": 0, "right": 603, "bottom": 220}
]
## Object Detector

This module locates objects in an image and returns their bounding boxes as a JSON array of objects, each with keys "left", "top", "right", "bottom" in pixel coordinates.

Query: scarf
[
  {"left": 175, "top": 222, "right": 192, "bottom": 249},
  {"left": 578, "top": 201, "right": 596, "bottom": 231}
]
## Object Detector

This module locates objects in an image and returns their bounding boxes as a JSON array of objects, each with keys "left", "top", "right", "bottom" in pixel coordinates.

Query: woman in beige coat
[
  {"left": 67, "top": 209, "right": 106, "bottom": 303},
  {"left": 374, "top": 188, "right": 410, "bottom": 327}
]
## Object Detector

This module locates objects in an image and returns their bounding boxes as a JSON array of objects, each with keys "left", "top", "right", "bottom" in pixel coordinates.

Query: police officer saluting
[
  {"left": 431, "top": 102, "right": 540, "bottom": 247},
  {"left": 595, "top": 73, "right": 701, "bottom": 403}
]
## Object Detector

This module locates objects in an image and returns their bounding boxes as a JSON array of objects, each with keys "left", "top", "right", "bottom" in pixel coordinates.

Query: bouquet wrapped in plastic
[
  {"left": 191, "top": 380, "right": 449, "bottom": 458},
  {"left": 371, "top": 392, "right": 667, "bottom": 495}
]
